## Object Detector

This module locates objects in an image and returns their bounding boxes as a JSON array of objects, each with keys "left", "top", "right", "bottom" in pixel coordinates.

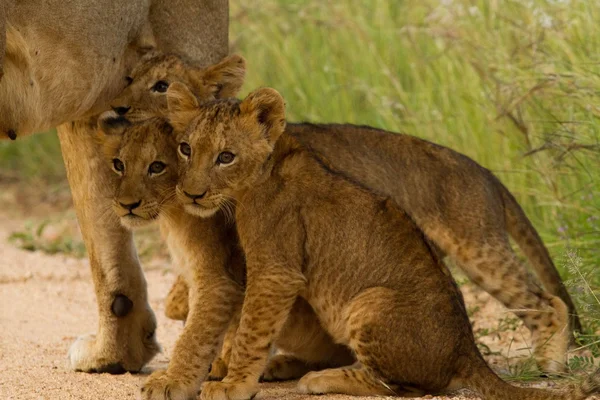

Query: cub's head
[
  {"left": 167, "top": 83, "right": 286, "bottom": 218},
  {"left": 97, "top": 112, "right": 178, "bottom": 229},
  {"left": 110, "top": 52, "right": 246, "bottom": 119}
]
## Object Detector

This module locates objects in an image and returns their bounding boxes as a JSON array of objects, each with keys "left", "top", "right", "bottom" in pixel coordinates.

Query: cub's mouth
[
  {"left": 183, "top": 201, "right": 219, "bottom": 218},
  {"left": 113, "top": 202, "right": 160, "bottom": 230},
  {"left": 182, "top": 202, "right": 220, "bottom": 218},
  {"left": 176, "top": 186, "right": 221, "bottom": 218},
  {"left": 121, "top": 213, "right": 154, "bottom": 228},
  {"left": 119, "top": 213, "right": 155, "bottom": 229}
]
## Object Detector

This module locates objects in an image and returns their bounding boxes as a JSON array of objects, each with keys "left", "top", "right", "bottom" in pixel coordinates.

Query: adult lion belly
[{"left": 1, "top": 0, "right": 150, "bottom": 137}]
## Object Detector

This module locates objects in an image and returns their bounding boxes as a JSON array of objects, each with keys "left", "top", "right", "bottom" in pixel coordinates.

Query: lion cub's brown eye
[
  {"left": 217, "top": 151, "right": 235, "bottom": 165},
  {"left": 179, "top": 142, "right": 191, "bottom": 158},
  {"left": 125, "top": 76, "right": 133, "bottom": 86},
  {"left": 151, "top": 80, "right": 169, "bottom": 93},
  {"left": 113, "top": 158, "right": 125, "bottom": 174},
  {"left": 149, "top": 161, "right": 166, "bottom": 175}
]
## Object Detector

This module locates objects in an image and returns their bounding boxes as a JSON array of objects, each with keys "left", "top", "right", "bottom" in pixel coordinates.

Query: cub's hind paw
[
  {"left": 208, "top": 357, "right": 228, "bottom": 381},
  {"left": 141, "top": 370, "right": 197, "bottom": 400},
  {"left": 262, "top": 354, "right": 311, "bottom": 381}
]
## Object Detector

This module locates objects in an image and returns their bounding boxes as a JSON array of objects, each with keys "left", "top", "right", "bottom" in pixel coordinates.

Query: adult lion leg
[{"left": 59, "top": 120, "right": 159, "bottom": 373}]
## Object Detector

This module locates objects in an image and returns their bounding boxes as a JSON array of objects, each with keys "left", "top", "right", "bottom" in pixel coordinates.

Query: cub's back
[
  {"left": 286, "top": 123, "right": 504, "bottom": 223},
  {"left": 268, "top": 135, "right": 465, "bottom": 305}
]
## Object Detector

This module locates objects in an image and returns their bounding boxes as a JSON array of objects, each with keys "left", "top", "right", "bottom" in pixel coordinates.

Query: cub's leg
[
  {"left": 164, "top": 274, "right": 189, "bottom": 322},
  {"left": 437, "top": 231, "right": 569, "bottom": 373},
  {"left": 298, "top": 365, "right": 398, "bottom": 396},
  {"left": 142, "top": 269, "right": 243, "bottom": 400},
  {"left": 264, "top": 297, "right": 355, "bottom": 381},
  {"left": 201, "top": 263, "right": 306, "bottom": 400},
  {"left": 208, "top": 308, "right": 241, "bottom": 381},
  {"left": 59, "top": 122, "right": 159, "bottom": 374},
  {"left": 299, "top": 287, "right": 460, "bottom": 396}
]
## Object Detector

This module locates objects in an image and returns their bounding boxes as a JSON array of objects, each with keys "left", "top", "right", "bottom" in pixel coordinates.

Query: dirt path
[{"left": 0, "top": 213, "right": 589, "bottom": 399}]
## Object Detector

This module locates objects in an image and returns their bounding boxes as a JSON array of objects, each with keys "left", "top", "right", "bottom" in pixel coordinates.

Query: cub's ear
[
  {"left": 97, "top": 111, "right": 132, "bottom": 140},
  {"left": 239, "top": 87, "right": 286, "bottom": 145},
  {"left": 193, "top": 54, "right": 246, "bottom": 99},
  {"left": 96, "top": 111, "right": 131, "bottom": 160},
  {"left": 167, "top": 82, "right": 199, "bottom": 132}
]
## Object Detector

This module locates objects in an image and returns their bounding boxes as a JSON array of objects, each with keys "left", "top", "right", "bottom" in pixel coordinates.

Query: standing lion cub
[{"left": 168, "top": 83, "right": 599, "bottom": 400}]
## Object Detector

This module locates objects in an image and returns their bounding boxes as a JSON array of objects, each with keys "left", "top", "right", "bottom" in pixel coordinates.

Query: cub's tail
[
  {"left": 462, "top": 357, "right": 600, "bottom": 400},
  {"left": 500, "top": 183, "right": 581, "bottom": 332}
]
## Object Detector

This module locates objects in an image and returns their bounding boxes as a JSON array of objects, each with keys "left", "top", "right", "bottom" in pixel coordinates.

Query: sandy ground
[{"left": 0, "top": 211, "right": 595, "bottom": 400}]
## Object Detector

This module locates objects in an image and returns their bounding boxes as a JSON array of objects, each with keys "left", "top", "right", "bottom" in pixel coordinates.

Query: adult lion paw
[
  {"left": 68, "top": 301, "right": 159, "bottom": 373},
  {"left": 141, "top": 370, "right": 197, "bottom": 400},
  {"left": 200, "top": 380, "right": 259, "bottom": 400}
]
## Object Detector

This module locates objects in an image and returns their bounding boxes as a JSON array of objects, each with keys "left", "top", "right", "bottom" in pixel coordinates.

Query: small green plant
[
  {"left": 474, "top": 315, "right": 521, "bottom": 341},
  {"left": 8, "top": 218, "right": 169, "bottom": 263},
  {"left": 568, "top": 355, "right": 596, "bottom": 373},
  {"left": 9, "top": 219, "right": 86, "bottom": 258}
]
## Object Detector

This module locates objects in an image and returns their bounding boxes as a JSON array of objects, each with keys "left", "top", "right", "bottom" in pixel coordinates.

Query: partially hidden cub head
[
  {"left": 110, "top": 52, "right": 246, "bottom": 120},
  {"left": 167, "top": 82, "right": 286, "bottom": 218},
  {"left": 97, "top": 113, "right": 178, "bottom": 229},
  {"left": 98, "top": 53, "right": 246, "bottom": 229}
]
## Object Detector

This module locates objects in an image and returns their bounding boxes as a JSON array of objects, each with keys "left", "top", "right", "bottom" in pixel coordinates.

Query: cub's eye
[
  {"left": 149, "top": 161, "right": 166, "bottom": 175},
  {"left": 112, "top": 158, "right": 125, "bottom": 174},
  {"left": 151, "top": 80, "right": 169, "bottom": 93},
  {"left": 125, "top": 76, "right": 133, "bottom": 86},
  {"left": 217, "top": 151, "right": 235, "bottom": 165},
  {"left": 179, "top": 142, "right": 191, "bottom": 158}
]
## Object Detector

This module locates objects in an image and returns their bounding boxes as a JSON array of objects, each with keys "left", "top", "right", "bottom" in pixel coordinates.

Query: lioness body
[
  {"left": 173, "top": 89, "right": 599, "bottom": 400},
  {"left": 0, "top": 0, "right": 227, "bottom": 138}
]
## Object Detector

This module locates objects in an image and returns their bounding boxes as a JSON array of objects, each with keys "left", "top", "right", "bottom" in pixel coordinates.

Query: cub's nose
[
  {"left": 119, "top": 200, "right": 142, "bottom": 211},
  {"left": 112, "top": 106, "right": 131, "bottom": 116},
  {"left": 183, "top": 190, "right": 207, "bottom": 201}
]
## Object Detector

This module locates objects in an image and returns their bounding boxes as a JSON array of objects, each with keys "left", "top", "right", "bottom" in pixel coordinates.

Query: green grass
[
  {"left": 1, "top": 0, "right": 598, "bottom": 334},
  {"left": 228, "top": 0, "right": 600, "bottom": 332},
  {"left": 0, "top": 129, "right": 64, "bottom": 182}
]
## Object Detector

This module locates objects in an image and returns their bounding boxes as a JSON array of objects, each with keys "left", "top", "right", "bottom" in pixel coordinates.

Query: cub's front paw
[
  {"left": 141, "top": 370, "right": 197, "bottom": 400},
  {"left": 201, "top": 380, "right": 258, "bottom": 400}
]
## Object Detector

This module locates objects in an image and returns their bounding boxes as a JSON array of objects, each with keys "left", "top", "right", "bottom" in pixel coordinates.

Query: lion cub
[{"left": 168, "top": 84, "right": 599, "bottom": 400}]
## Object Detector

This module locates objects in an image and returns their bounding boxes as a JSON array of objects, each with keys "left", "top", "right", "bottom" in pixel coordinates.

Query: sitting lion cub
[{"left": 168, "top": 83, "right": 600, "bottom": 400}]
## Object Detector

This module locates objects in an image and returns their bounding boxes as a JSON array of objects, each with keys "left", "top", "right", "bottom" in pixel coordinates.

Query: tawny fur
[
  {"left": 1, "top": 0, "right": 229, "bottom": 375},
  {"left": 287, "top": 122, "right": 575, "bottom": 373},
  {"left": 172, "top": 87, "right": 600, "bottom": 400},
  {"left": 164, "top": 275, "right": 190, "bottom": 322},
  {"left": 126, "top": 52, "right": 577, "bottom": 373}
]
